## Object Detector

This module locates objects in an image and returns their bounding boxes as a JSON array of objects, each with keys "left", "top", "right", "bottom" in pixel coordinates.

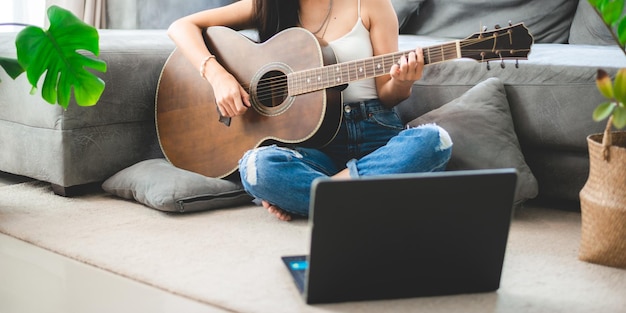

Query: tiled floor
[{"left": 0, "top": 172, "right": 224, "bottom": 313}]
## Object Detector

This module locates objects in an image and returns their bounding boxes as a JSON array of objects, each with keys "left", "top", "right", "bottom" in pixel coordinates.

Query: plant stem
[{"left": 602, "top": 115, "right": 614, "bottom": 161}]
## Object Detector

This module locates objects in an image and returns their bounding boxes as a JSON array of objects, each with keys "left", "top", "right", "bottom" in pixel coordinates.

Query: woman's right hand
[
  {"left": 206, "top": 68, "right": 251, "bottom": 118},
  {"left": 166, "top": 0, "right": 256, "bottom": 117}
]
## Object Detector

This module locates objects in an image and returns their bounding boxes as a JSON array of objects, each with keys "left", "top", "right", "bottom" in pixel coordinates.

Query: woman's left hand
[{"left": 390, "top": 47, "right": 424, "bottom": 84}]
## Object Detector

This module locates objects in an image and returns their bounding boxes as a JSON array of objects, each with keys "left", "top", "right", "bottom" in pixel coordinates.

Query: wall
[
  {"left": 106, "top": 0, "right": 236, "bottom": 29},
  {"left": 0, "top": 0, "right": 46, "bottom": 32}
]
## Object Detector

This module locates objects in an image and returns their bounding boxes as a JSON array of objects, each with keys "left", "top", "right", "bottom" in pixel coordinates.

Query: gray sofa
[
  {"left": 1, "top": 0, "right": 625, "bottom": 206},
  {"left": 394, "top": 0, "right": 626, "bottom": 207}
]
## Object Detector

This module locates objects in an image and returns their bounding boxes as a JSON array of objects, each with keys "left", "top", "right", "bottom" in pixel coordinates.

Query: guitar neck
[{"left": 288, "top": 40, "right": 461, "bottom": 96}]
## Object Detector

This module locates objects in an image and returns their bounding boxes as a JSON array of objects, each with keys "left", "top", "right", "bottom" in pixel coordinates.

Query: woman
[{"left": 168, "top": 0, "right": 452, "bottom": 221}]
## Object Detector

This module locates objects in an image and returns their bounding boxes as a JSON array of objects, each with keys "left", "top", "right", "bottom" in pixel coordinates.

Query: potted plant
[
  {"left": 578, "top": 0, "right": 626, "bottom": 268},
  {"left": 0, "top": 5, "right": 106, "bottom": 109}
]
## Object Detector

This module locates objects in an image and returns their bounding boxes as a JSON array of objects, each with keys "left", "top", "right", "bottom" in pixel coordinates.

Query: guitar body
[{"left": 156, "top": 26, "right": 343, "bottom": 178}]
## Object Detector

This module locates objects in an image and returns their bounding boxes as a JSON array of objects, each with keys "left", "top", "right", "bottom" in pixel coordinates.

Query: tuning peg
[
  {"left": 509, "top": 20, "right": 513, "bottom": 26},
  {"left": 515, "top": 59, "right": 519, "bottom": 68},
  {"left": 495, "top": 24, "right": 501, "bottom": 29},
  {"left": 486, "top": 61, "right": 491, "bottom": 71},
  {"left": 478, "top": 25, "right": 487, "bottom": 38}
]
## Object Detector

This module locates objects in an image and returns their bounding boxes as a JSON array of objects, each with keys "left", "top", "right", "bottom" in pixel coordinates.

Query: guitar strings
[
  {"left": 243, "top": 34, "right": 526, "bottom": 103},
  {"left": 249, "top": 39, "right": 524, "bottom": 104},
  {"left": 246, "top": 35, "right": 506, "bottom": 93},
  {"left": 248, "top": 44, "right": 455, "bottom": 102}
]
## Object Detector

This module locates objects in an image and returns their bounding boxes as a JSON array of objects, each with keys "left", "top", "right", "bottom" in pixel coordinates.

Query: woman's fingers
[
  {"left": 391, "top": 48, "right": 424, "bottom": 81},
  {"left": 214, "top": 79, "right": 250, "bottom": 117}
]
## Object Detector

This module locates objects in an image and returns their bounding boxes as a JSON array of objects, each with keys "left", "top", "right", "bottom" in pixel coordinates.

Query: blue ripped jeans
[{"left": 238, "top": 99, "right": 452, "bottom": 216}]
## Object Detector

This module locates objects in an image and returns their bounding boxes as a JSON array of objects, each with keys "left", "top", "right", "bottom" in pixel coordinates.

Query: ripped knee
[
  {"left": 434, "top": 125, "right": 453, "bottom": 151},
  {"left": 240, "top": 149, "right": 259, "bottom": 186},
  {"left": 407, "top": 123, "right": 453, "bottom": 151},
  {"left": 239, "top": 145, "right": 302, "bottom": 186}
]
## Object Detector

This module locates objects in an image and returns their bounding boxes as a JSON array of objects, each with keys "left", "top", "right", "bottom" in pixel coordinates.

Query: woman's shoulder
[
  {"left": 360, "top": 0, "right": 397, "bottom": 29},
  {"left": 360, "top": 0, "right": 395, "bottom": 12},
  {"left": 359, "top": 0, "right": 398, "bottom": 28}
]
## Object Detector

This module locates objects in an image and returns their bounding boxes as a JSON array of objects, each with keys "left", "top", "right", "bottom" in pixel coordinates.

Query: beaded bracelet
[{"left": 199, "top": 55, "right": 216, "bottom": 79}]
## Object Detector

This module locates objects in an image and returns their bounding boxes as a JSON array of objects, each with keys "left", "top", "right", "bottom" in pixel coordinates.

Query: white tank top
[{"left": 327, "top": 0, "right": 378, "bottom": 103}]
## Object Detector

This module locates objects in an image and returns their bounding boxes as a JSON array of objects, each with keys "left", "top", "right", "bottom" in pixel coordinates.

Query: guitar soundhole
[
  {"left": 257, "top": 71, "right": 287, "bottom": 107},
  {"left": 252, "top": 69, "right": 289, "bottom": 116}
]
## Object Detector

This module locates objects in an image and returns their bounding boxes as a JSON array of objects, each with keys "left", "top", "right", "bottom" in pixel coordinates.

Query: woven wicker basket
[{"left": 579, "top": 129, "right": 626, "bottom": 268}]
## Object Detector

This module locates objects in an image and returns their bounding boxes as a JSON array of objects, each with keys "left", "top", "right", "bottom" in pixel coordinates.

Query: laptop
[{"left": 281, "top": 168, "right": 518, "bottom": 304}]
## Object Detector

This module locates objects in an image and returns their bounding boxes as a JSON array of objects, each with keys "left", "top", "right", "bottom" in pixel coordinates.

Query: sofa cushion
[
  {"left": 102, "top": 159, "right": 253, "bottom": 213},
  {"left": 407, "top": 77, "right": 538, "bottom": 206},
  {"left": 395, "top": 36, "right": 626, "bottom": 151},
  {"left": 400, "top": 0, "right": 578, "bottom": 43},
  {"left": 569, "top": 0, "right": 621, "bottom": 45},
  {"left": 0, "top": 30, "right": 175, "bottom": 130},
  {"left": 107, "top": 0, "right": 239, "bottom": 29}
]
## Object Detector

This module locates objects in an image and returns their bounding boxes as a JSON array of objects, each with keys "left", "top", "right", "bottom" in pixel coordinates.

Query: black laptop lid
[{"left": 303, "top": 168, "right": 518, "bottom": 304}]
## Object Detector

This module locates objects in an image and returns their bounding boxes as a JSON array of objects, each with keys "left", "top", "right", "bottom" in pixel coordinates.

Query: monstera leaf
[
  {"left": 13, "top": 5, "right": 107, "bottom": 108},
  {"left": 0, "top": 57, "right": 24, "bottom": 81}
]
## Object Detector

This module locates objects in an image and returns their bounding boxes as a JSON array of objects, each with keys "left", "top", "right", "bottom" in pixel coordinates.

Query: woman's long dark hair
[{"left": 254, "top": 0, "right": 300, "bottom": 42}]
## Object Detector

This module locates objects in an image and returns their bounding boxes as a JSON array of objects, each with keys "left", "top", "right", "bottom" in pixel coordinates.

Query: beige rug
[{"left": 1, "top": 181, "right": 625, "bottom": 313}]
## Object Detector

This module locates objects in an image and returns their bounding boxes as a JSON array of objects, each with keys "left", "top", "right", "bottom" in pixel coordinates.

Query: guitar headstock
[{"left": 461, "top": 22, "right": 534, "bottom": 68}]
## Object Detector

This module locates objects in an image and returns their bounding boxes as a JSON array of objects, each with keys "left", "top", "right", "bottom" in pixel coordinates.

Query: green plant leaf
[
  {"left": 618, "top": 16, "right": 626, "bottom": 46},
  {"left": 0, "top": 57, "right": 25, "bottom": 82},
  {"left": 596, "top": 69, "right": 614, "bottom": 99},
  {"left": 593, "top": 101, "right": 616, "bottom": 121},
  {"left": 601, "top": 0, "right": 625, "bottom": 25},
  {"left": 14, "top": 5, "right": 107, "bottom": 109},
  {"left": 593, "top": 0, "right": 611, "bottom": 8},
  {"left": 587, "top": 0, "right": 604, "bottom": 6},
  {"left": 614, "top": 68, "right": 626, "bottom": 104},
  {"left": 613, "top": 105, "right": 626, "bottom": 128}
]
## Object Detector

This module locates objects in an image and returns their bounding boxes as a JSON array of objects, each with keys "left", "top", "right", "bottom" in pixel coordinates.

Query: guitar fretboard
[{"left": 288, "top": 40, "right": 461, "bottom": 96}]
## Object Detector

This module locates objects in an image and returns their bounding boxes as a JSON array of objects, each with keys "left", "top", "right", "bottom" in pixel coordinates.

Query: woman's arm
[
  {"left": 167, "top": 0, "right": 256, "bottom": 117},
  {"left": 364, "top": 0, "right": 424, "bottom": 108}
]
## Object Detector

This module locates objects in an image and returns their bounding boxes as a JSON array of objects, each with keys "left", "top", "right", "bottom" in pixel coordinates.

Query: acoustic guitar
[{"left": 156, "top": 23, "right": 533, "bottom": 178}]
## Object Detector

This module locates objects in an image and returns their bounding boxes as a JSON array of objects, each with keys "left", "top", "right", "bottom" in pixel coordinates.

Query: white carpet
[{"left": 1, "top": 181, "right": 625, "bottom": 313}]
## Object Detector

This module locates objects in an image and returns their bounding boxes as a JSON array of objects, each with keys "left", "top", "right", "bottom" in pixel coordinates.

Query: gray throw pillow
[
  {"left": 407, "top": 77, "right": 538, "bottom": 206},
  {"left": 390, "top": 0, "right": 424, "bottom": 30},
  {"left": 102, "top": 159, "right": 253, "bottom": 213},
  {"left": 569, "top": 0, "right": 619, "bottom": 45},
  {"left": 402, "top": 0, "right": 578, "bottom": 43}
]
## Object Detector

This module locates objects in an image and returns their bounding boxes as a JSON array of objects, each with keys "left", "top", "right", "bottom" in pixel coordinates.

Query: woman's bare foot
[
  {"left": 262, "top": 200, "right": 292, "bottom": 221},
  {"left": 332, "top": 168, "right": 351, "bottom": 179}
]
